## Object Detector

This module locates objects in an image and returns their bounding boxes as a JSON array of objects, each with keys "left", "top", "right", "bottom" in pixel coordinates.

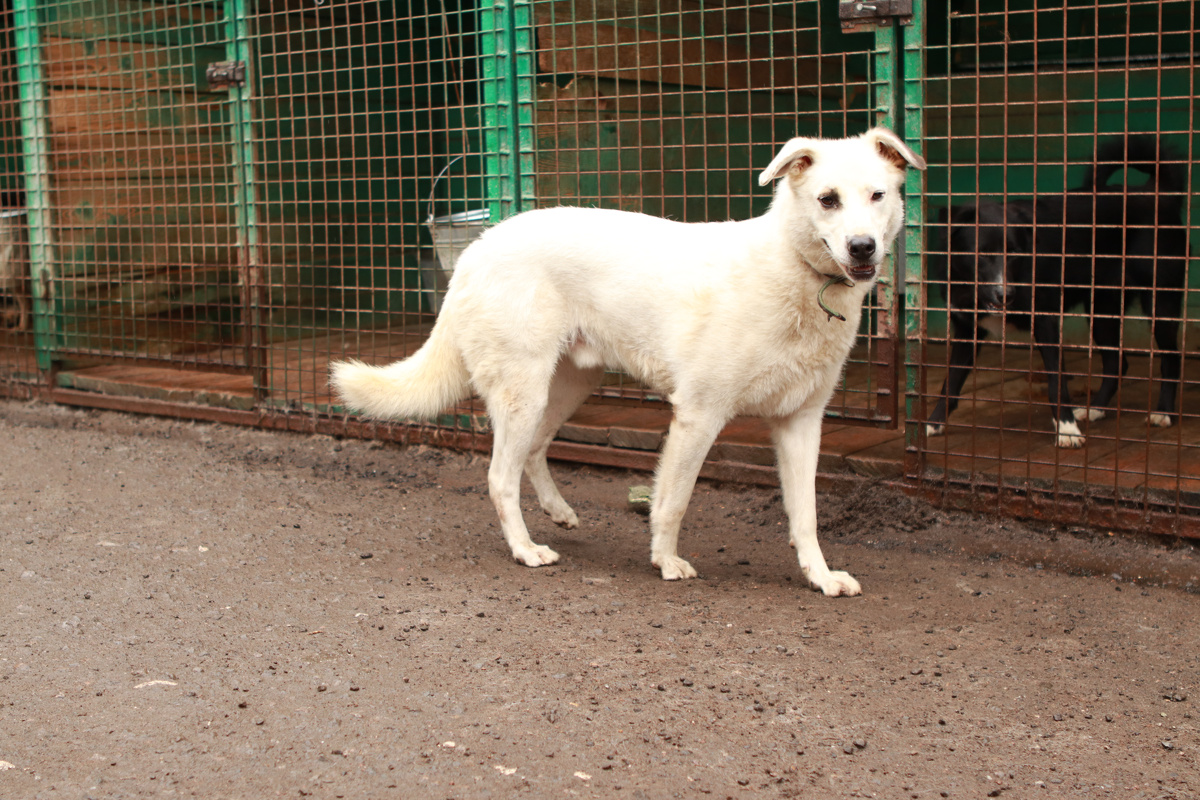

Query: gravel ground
[{"left": 1, "top": 398, "right": 1198, "bottom": 799}]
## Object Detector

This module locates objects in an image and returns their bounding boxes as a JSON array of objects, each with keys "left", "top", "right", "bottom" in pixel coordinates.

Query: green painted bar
[
  {"left": 13, "top": 0, "right": 56, "bottom": 370},
  {"left": 226, "top": 0, "right": 264, "bottom": 392},
  {"left": 512, "top": 0, "right": 537, "bottom": 212},
  {"left": 902, "top": 0, "right": 926, "bottom": 456}
]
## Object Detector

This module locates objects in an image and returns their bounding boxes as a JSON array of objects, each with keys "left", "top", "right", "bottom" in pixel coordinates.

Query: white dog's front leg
[
  {"left": 649, "top": 410, "right": 727, "bottom": 580},
  {"left": 772, "top": 409, "right": 861, "bottom": 597}
]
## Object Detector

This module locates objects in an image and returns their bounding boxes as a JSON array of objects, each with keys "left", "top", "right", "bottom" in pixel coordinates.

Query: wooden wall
[
  {"left": 530, "top": 0, "right": 873, "bottom": 222},
  {"left": 43, "top": 0, "right": 239, "bottom": 359},
  {"left": 37, "top": 0, "right": 484, "bottom": 359}
]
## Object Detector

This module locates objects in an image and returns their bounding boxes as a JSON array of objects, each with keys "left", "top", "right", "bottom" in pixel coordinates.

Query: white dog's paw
[
  {"left": 1072, "top": 407, "right": 1106, "bottom": 422},
  {"left": 653, "top": 554, "right": 698, "bottom": 581},
  {"left": 544, "top": 504, "right": 580, "bottom": 529},
  {"left": 1055, "top": 419, "right": 1086, "bottom": 449},
  {"left": 925, "top": 422, "right": 945, "bottom": 438},
  {"left": 512, "top": 544, "right": 560, "bottom": 567},
  {"left": 1150, "top": 412, "right": 1173, "bottom": 428},
  {"left": 810, "top": 570, "right": 862, "bottom": 597}
]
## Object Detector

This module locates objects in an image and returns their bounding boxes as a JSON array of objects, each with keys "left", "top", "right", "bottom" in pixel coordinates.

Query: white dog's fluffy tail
[{"left": 330, "top": 325, "right": 469, "bottom": 420}]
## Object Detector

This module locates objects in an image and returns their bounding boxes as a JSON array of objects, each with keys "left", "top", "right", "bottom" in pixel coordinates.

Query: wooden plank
[
  {"left": 57, "top": 270, "right": 240, "bottom": 317},
  {"left": 55, "top": 240, "right": 238, "bottom": 280},
  {"left": 51, "top": 181, "right": 233, "bottom": 224},
  {"left": 48, "top": 88, "right": 228, "bottom": 137},
  {"left": 42, "top": 35, "right": 223, "bottom": 93},
  {"left": 43, "top": 0, "right": 224, "bottom": 48},
  {"left": 50, "top": 132, "right": 231, "bottom": 180},
  {"left": 60, "top": 364, "right": 253, "bottom": 409},
  {"left": 838, "top": 435, "right": 907, "bottom": 479},
  {"left": 534, "top": 0, "right": 837, "bottom": 91},
  {"left": 54, "top": 225, "right": 236, "bottom": 275},
  {"left": 532, "top": 70, "right": 841, "bottom": 219},
  {"left": 70, "top": 363, "right": 252, "bottom": 393},
  {"left": 707, "top": 417, "right": 773, "bottom": 466},
  {"left": 916, "top": 347, "right": 1200, "bottom": 500},
  {"left": 1081, "top": 415, "right": 1200, "bottom": 500},
  {"left": 55, "top": 277, "right": 241, "bottom": 326},
  {"left": 56, "top": 316, "right": 241, "bottom": 361}
]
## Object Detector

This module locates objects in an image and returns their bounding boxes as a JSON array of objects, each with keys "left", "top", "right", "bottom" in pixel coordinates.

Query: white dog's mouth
[
  {"left": 847, "top": 264, "right": 877, "bottom": 282},
  {"left": 821, "top": 238, "right": 879, "bottom": 282}
]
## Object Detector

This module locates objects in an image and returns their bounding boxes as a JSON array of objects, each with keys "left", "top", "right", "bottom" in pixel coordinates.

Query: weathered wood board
[{"left": 533, "top": 0, "right": 844, "bottom": 92}]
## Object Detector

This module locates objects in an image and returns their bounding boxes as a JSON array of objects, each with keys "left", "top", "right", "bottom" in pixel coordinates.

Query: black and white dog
[{"left": 927, "top": 136, "right": 1189, "bottom": 448}]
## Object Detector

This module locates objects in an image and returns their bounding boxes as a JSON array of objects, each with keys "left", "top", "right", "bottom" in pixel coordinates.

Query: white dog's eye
[
  {"left": 818, "top": 193, "right": 839, "bottom": 209},
  {"left": 871, "top": 190, "right": 885, "bottom": 202}
]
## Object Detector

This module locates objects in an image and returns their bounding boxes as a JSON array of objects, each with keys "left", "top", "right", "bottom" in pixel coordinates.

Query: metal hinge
[
  {"left": 839, "top": 0, "right": 914, "bottom": 32},
  {"left": 206, "top": 60, "right": 246, "bottom": 89}
]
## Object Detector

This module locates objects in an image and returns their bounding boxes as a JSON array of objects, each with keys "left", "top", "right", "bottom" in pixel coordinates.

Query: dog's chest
[
  {"left": 979, "top": 314, "right": 1006, "bottom": 338},
  {"left": 738, "top": 315, "right": 860, "bottom": 418}
]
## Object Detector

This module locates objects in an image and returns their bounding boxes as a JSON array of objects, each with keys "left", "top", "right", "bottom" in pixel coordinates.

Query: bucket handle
[{"left": 425, "top": 155, "right": 466, "bottom": 227}]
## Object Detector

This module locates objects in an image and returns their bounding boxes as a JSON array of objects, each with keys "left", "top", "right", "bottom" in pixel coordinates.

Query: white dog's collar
[
  {"left": 816, "top": 274, "right": 853, "bottom": 321},
  {"left": 803, "top": 260, "right": 854, "bottom": 322}
]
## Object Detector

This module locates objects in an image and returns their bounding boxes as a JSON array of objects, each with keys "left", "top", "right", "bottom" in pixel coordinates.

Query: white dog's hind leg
[
  {"left": 772, "top": 409, "right": 861, "bottom": 597},
  {"left": 524, "top": 360, "right": 604, "bottom": 528},
  {"left": 649, "top": 409, "right": 726, "bottom": 580},
  {"left": 485, "top": 382, "right": 560, "bottom": 567}
]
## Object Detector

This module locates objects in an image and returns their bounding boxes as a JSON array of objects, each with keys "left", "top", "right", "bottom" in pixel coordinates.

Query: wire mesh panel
[
  {"left": 253, "top": 0, "right": 486, "bottom": 437},
  {"left": 912, "top": 0, "right": 1199, "bottom": 531},
  {"left": 35, "top": 0, "right": 246, "bottom": 371},
  {"left": 0, "top": 5, "right": 36, "bottom": 393},
  {"left": 529, "top": 1, "right": 897, "bottom": 422}
]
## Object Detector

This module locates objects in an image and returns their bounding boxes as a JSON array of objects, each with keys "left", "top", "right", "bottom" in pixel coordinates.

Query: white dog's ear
[
  {"left": 863, "top": 127, "right": 927, "bottom": 171},
  {"left": 757, "top": 138, "right": 818, "bottom": 186}
]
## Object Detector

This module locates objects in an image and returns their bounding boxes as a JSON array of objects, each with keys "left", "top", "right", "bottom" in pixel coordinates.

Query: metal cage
[
  {"left": 908, "top": 0, "right": 1199, "bottom": 535},
  {"left": 1, "top": 0, "right": 1197, "bottom": 536}
]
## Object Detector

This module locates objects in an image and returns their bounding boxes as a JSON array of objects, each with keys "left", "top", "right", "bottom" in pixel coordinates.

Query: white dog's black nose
[{"left": 847, "top": 236, "right": 877, "bottom": 263}]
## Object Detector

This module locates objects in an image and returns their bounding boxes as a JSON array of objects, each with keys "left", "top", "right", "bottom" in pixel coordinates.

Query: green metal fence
[
  {"left": 0, "top": 0, "right": 1197, "bottom": 536},
  {"left": 526, "top": 1, "right": 909, "bottom": 421},
  {"left": 1, "top": 2, "right": 38, "bottom": 388},
  {"left": 909, "top": 0, "right": 1200, "bottom": 534}
]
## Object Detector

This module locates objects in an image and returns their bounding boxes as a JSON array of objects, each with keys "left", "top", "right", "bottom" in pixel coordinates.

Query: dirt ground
[{"left": 2, "top": 398, "right": 1199, "bottom": 799}]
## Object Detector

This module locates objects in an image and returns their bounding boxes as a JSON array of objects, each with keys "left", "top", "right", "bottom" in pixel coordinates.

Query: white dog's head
[{"left": 759, "top": 127, "right": 926, "bottom": 283}]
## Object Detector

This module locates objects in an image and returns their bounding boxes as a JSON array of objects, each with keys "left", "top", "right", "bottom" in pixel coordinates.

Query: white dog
[{"left": 332, "top": 128, "right": 924, "bottom": 596}]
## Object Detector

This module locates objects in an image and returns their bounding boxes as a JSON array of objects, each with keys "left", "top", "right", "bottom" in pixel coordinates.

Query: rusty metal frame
[
  {"left": 908, "top": 0, "right": 1200, "bottom": 532},
  {"left": 2, "top": 0, "right": 1200, "bottom": 541}
]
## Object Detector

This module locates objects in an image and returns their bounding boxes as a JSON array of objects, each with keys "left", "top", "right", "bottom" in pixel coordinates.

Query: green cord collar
[{"left": 817, "top": 274, "right": 853, "bottom": 322}]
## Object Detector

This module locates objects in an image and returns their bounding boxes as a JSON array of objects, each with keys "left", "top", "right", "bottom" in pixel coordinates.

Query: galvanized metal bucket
[
  {"left": 422, "top": 157, "right": 488, "bottom": 314},
  {"left": 427, "top": 207, "right": 489, "bottom": 274},
  {"left": 422, "top": 208, "right": 488, "bottom": 314}
]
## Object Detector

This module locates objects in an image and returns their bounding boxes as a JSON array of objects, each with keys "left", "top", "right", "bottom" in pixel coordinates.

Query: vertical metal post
[
  {"left": 867, "top": 6, "right": 926, "bottom": 436},
  {"left": 480, "top": 0, "right": 536, "bottom": 222},
  {"left": 871, "top": 18, "right": 902, "bottom": 424},
  {"left": 901, "top": 0, "right": 926, "bottom": 473},
  {"left": 13, "top": 0, "right": 55, "bottom": 371},
  {"left": 225, "top": 0, "right": 266, "bottom": 399},
  {"left": 511, "top": 0, "right": 536, "bottom": 212}
]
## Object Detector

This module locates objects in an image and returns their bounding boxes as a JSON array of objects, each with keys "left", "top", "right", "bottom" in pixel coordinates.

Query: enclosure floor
[
  {"left": 920, "top": 342, "right": 1200, "bottom": 507},
  {"left": 26, "top": 332, "right": 1200, "bottom": 511}
]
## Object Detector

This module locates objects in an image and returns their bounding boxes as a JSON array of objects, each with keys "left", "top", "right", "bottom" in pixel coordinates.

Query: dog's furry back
[{"left": 330, "top": 323, "right": 470, "bottom": 420}]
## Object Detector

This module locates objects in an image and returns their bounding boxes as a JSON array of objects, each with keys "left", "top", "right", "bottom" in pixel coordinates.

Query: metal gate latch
[
  {"left": 839, "top": 0, "right": 914, "bottom": 31},
  {"left": 206, "top": 61, "right": 246, "bottom": 89}
]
